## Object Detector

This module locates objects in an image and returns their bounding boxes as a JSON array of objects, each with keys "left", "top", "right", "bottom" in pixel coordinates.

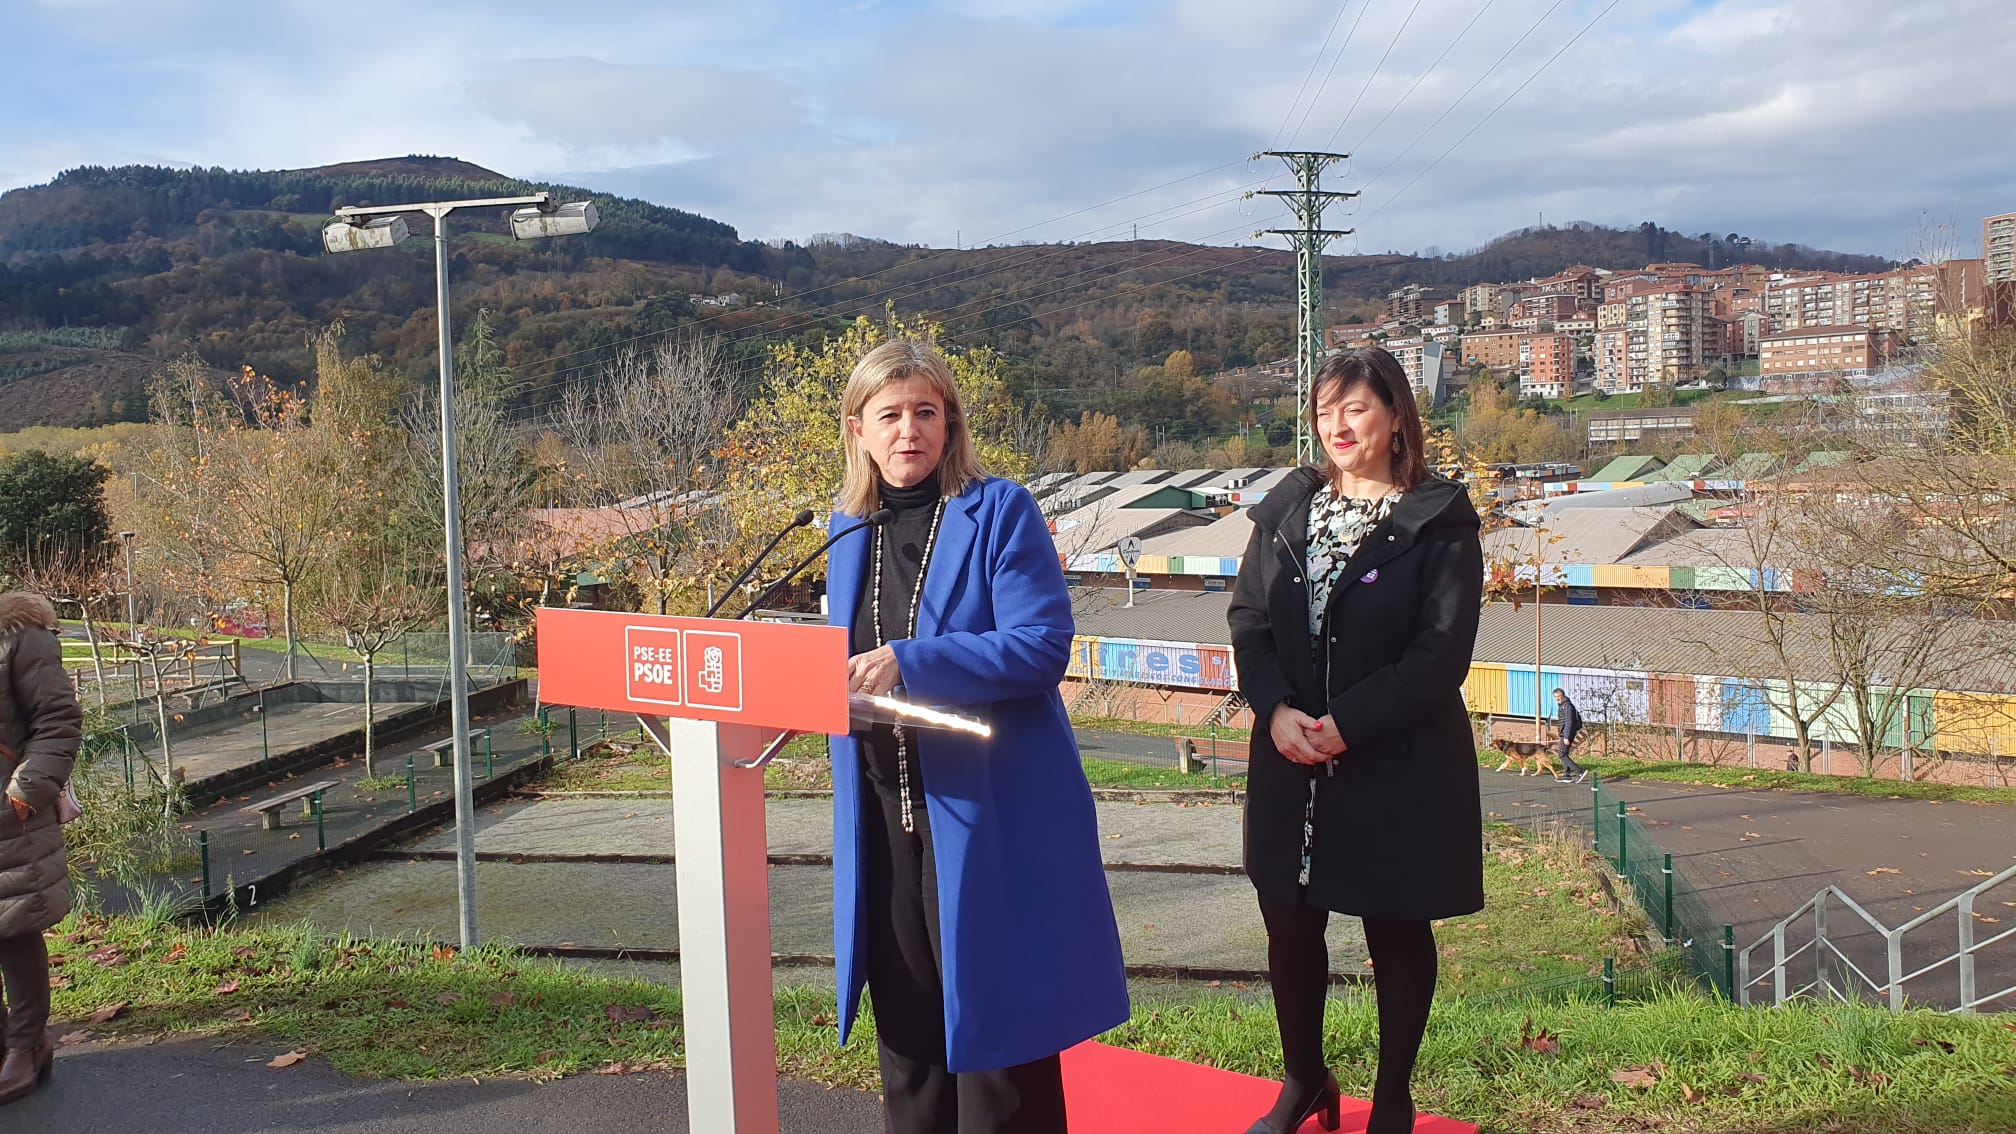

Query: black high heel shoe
[{"left": 1243, "top": 1072, "right": 1342, "bottom": 1134}]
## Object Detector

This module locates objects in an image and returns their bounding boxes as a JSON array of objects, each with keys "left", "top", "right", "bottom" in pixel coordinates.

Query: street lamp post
[
  {"left": 118, "top": 530, "right": 138, "bottom": 632},
  {"left": 323, "top": 192, "right": 597, "bottom": 948}
]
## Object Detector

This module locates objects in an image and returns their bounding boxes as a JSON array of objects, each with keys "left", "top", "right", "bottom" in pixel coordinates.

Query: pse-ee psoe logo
[{"left": 624, "top": 626, "right": 745, "bottom": 713}]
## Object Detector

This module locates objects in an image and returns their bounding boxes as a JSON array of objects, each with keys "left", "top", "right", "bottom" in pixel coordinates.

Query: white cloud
[{"left": 2, "top": 0, "right": 2013, "bottom": 263}]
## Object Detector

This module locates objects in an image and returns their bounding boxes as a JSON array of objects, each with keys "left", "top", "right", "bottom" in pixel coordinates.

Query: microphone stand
[
  {"left": 736, "top": 510, "right": 893, "bottom": 620},
  {"left": 705, "top": 509, "right": 814, "bottom": 619}
]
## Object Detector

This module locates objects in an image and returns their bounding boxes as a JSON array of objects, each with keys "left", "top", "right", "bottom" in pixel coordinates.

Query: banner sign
[{"left": 1067, "top": 636, "right": 1238, "bottom": 691}]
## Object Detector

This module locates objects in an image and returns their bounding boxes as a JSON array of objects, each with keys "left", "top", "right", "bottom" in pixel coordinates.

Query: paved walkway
[
  {"left": 23, "top": 1037, "right": 884, "bottom": 1134},
  {"left": 263, "top": 794, "right": 1367, "bottom": 980}
]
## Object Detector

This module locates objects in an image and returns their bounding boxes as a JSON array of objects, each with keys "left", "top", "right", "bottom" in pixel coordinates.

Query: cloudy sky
[{"left": 6, "top": 0, "right": 2011, "bottom": 261}]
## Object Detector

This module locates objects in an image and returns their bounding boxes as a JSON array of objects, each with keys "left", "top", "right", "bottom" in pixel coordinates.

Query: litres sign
[{"left": 537, "top": 609, "right": 849, "bottom": 734}]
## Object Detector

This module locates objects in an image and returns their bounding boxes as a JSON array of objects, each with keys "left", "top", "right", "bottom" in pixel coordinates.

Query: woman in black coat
[{"left": 1227, "top": 348, "right": 1483, "bottom": 1134}]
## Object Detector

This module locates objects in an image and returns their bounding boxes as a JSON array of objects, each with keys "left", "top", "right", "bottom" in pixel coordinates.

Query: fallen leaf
[
  {"left": 431, "top": 945, "right": 457, "bottom": 962},
  {"left": 90, "top": 1002, "right": 128, "bottom": 1023},
  {"left": 436, "top": 992, "right": 463, "bottom": 1006},
  {"left": 1680, "top": 1083, "right": 1699, "bottom": 1104},
  {"left": 1912, "top": 1037, "right": 1956, "bottom": 1054},
  {"left": 1518, "top": 1016, "right": 1560, "bottom": 1055},
  {"left": 385, "top": 999, "right": 410, "bottom": 1010},
  {"left": 231, "top": 946, "right": 257, "bottom": 959},
  {"left": 163, "top": 942, "right": 187, "bottom": 962},
  {"left": 58, "top": 1031, "right": 93, "bottom": 1045},
  {"left": 86, "top": 947, "right": 129, "bottom": 967},
  {"left": 214, "top": 980, "right": 240, "bottom": 995},
  {"left": 489, "top": 992, "right": 517, "bottom": 1008},
  {"left": 1611, "top": 1066, "right": 1660, "bottom": 1088},
  {"left": 224, "top": 1008, "right": 253, "bottom": 1023},
  {"left": 1572, "top": 1096, "right": 1606, "bottom": 1110},
  {"left": 267, "top": 1052, "right": 307, "bottom": 1069},
  {"left": 1865, "top": 867, "right": 1901, "bottom": 876},
  {"left": 1743, "top": 832, "right": 1762, "bottom": 839},
  {"left": 1738, "top": 1072, "right": 1767, "bottom": 1084}
]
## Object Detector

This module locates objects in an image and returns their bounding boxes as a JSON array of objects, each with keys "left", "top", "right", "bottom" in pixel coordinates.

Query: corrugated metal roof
[
  {"left": 1139, "top": 510, "right": 1256, "bottom": 559},
  {"left": 1108, "top": 469, "right": 1176, "bottom": 487},
  {"left": 1539, "top": 482, "right": 1697, "bottom": 512},
  {"left": 1589, "top": 455, "right": 1662, "bottom": 481},
  {"left": 1065, "top": 590, "right": 2016, "bottom": 695},
  {"left": 1614, "top": 527, "right": 1771, "bottom": 569},
  {"left": 1643, "top": 454, "right": 1720, "bottom": 482},
  {"left": 1484, "top": 507, "right": 1692, "bottom": 565},
  {"left": 1722, "top": 452, "right": 1781, "bottom": 481},
  {"left": 1071, "top": 588, "right": 1234, "bottom": 643},
  {"left": 1790, "top": 451, "right": 1851, "bottom": 474}
]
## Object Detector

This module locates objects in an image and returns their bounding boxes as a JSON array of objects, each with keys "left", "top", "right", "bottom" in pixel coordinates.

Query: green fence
[{"left": 1591, "top": 775, "right": 1737, "bottom": 998}]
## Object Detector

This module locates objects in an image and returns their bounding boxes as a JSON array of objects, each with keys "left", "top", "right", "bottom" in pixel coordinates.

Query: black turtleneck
[
  {"left": 851, "top": 471, "right": 944, "bottom": 658},
  {"left": 852, "top": 470, "right": 944, "bottom": 796}
]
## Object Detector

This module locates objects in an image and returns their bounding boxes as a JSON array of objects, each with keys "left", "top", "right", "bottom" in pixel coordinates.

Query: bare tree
[
  {"left": 550, "top": 336, "right": 739, "bottom": 615},
  {"left": 314, "top": 546, "right": 440, "bottom": 776}
]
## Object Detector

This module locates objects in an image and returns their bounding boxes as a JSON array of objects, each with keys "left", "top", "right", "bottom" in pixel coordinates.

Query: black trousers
[
  {"left": 1557, "top": 737, "right": 1585, "bottom": 774},
  {"left": 0, "top": 931, "right": 50, "bottom": 1050},
  {"left": 1258, "top": 898, "right": 1437, "bottom": 1134},
  {"left": 861, "top": 761, "right": 1067, "bottom": 1134}
]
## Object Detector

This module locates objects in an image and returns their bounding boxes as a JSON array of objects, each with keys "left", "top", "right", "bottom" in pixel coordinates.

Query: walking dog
[{"left": 1490, "top": 736, "right": 1561, "bottom": 778}]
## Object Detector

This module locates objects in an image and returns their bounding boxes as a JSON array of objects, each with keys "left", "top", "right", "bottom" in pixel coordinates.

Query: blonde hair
[{"left": 839, "top": 340, "right": 989, "bottom": 516}]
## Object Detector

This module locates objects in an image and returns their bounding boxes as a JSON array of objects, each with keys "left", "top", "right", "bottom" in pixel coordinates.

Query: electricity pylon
[{"left": 1256, "top": 151, "right": 1356, "bottom": 466}]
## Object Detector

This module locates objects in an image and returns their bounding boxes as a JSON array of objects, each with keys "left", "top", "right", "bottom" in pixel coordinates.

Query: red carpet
[{"left": 1060, "top": 1042, "right": 1478, "bottom": 1134}]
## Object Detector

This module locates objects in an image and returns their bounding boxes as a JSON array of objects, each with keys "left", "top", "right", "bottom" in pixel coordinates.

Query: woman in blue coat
[{"left": 825, "top": 339, "right": 1129, "bottom": 1133}]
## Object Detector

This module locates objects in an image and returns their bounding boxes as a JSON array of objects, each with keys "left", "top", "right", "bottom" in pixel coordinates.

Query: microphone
[
  {"left": 705, "top": 508, "right": 815, "bottom": 618},
  {"left": 736, "top": 509, "right": 894, "bottom": 620}
]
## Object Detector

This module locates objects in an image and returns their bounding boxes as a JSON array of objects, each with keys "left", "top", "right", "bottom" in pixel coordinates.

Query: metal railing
[
  {"left": 1590, "top": 775, "right": 1738, "bottom": 997},
  {"left": 1740, "top": 862, "right": 2016, "bottom": 1013}
]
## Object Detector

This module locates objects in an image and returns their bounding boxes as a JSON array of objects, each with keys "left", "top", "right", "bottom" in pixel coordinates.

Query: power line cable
[
  {"left": 1343, "top": 0, "right": 1500, "bottom": 152},
  {"left": 1360, "top": 0, "right": 1622, "bottom": 224},
  {"left": 1352, "top": 0, "right": 1569, "bottom": 198},
  {"left": 1286, "top": 0, "right": 1376, "bottom": 146},
  {"left": 1272, "top": 1, "right": 1357, "bottom": 148},
  {"left": 1324, "top": 0, "right": 1427, "bottom": 148}
]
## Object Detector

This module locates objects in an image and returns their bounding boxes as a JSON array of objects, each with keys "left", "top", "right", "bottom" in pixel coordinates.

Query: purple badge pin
[{"left": 1360, "top": 568, "right": 1380, "bottom": 584}]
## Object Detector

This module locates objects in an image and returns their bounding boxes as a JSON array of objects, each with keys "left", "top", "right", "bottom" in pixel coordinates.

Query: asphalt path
[{"left": 23, "top": 1037, "right": 885, "bottom": 1134}]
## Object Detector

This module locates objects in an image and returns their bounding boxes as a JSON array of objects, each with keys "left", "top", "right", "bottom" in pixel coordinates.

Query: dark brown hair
[{"left": 1306, "top": 347, "right": 1431, "bottom": 490}]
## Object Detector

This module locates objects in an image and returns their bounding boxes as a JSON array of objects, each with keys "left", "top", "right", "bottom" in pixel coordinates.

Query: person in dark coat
[
  {"left": 1552, "top": 688, "right": 1588, "bottom": 781},
  {"left": 0, "top": 592, "right": 81, "bottom": 1104},
  {"left": 826, "top": 340, "right": 1129, "bottom": 1134},
  {"left": 1227, "top": 348, "right": 1484, "bottom": 1134}
]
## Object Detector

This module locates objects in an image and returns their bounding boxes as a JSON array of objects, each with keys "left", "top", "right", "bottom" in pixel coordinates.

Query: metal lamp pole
[
  {"left": 118, "top": 531, "right": 138, "bottom": 632},
  {"left": 324, "top": 193, "right": 595, "bottom": 948}
]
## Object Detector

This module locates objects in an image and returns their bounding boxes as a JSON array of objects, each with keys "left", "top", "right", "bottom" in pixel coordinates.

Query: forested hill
[{"left": 0, "top": 156, "right": 1892, "bottom": 430}]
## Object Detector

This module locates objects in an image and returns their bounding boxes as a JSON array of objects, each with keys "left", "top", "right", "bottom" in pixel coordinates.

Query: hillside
[{"left": 0, "top": 157, "right": 1894, "bottom": 430}]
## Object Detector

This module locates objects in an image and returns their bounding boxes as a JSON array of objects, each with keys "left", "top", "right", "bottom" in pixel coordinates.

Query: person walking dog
[
  {"left": 0, "top": 591, "right": 82, "bottom": 1104},
  {"left": 1552, "top": 688, "right": 1588, "bottom": 783}
]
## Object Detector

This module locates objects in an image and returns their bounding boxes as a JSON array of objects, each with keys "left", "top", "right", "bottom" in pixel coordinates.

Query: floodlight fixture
[
  {"left": 321, "top": 215, "right": 411, "bottom": 254},
  {"left": 510, "top": 200, "right": 598, "bottom": 240}
]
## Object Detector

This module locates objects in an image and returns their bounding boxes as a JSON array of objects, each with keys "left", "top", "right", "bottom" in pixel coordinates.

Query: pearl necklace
[{"left": 871, "top": 497, "right": 947, "bottom": 834}]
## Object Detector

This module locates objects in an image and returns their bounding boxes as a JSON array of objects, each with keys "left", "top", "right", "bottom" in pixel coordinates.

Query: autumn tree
[{"left": 312, "top": 538, "right": 439, "bottom": 775}]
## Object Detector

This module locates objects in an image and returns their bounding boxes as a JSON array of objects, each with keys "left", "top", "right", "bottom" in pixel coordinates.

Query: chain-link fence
[{"left": 1591, "top": 775, "right": 1737, "bottom": 998}]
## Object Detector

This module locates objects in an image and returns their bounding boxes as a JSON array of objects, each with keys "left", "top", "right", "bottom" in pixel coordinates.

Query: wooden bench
[
  {"left": 1173, "top": 736, "right": 1251, "bottom": 774},
  {"left": 418, "top": 727, "right": 490, "bottom": 768},
  {"left": 240, "top": 780, "right": 339, "bottom": 831}
]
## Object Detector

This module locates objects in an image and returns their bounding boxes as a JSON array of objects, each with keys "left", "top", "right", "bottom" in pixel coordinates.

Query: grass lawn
[
  {"left": 524, "top": 734, "right": 1244, "bottom": 794},
  {"left": 1072, "top": 714, "right": 1254, "bottom": 742},
  {"left": 59, "top": 620, "right": 356, "bottom": 661},
  {"left": 1565, "top": 754, "right": 2016, "bottom": 808},
  {"left": 50, "top": 912, "right": 2016, "bottom": 1132}
]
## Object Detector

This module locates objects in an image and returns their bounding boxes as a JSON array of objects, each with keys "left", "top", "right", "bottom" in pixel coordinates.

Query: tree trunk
[
  {"left": 283, "top": 579, "right": 298, "bottom": 682},
  {"left": 362, "top": 651, "right": 377, "bottom": 778},
  {"left": 80, "top": 606, "right": 108, "bottom": 709}
]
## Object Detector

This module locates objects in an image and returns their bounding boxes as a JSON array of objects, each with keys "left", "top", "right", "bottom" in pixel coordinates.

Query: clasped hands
[{"left": 1270, "top": 705, "right": 1347, "bottom": 765}]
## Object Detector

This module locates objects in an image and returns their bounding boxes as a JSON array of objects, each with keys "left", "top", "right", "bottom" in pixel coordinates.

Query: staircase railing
[{"left": 1739, "top": 861, "right": 2016, "bottom": 1013}]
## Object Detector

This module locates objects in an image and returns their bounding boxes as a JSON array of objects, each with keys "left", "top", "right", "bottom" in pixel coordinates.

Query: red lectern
[{"left": 537, "top": 608, "right": 850, "bottom": 1134}]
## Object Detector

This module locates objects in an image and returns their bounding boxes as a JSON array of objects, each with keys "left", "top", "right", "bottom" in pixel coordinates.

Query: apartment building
[
  {"left": 1386, "top": 284, "right": 1437, "bottom": 324},
  {"left": 1626, "top": 285, "right": 1713, "bottom": 387},
  {"left": 1594, "top": 329, "right": 1630, "bottom": 392},
  {"left": 1432, "top": 298, "right": 1466, "bottom": 325},
  {"left": 1759, "top": 325, "right": 1879, "bottom": 391},
  {"left": 1597, "top": 299, "right": 1629, "bottom": 331},
  {"left": 1460, "top": 283, "right": 1503, "bottom": 321},
  {"left": 1534, "top": 266, "right": 1605, "bottom": 302},
  {"left": 1510, "top": 293, "right": 1581, "bottom": 326},
  {"left": 1387, "top": 337, "right": 1455, "bottom": 404},
  {"left": 1764, "top": 262, "right": 1983, "bottom": 340},
  {"left": 1988, "top": 212, "right": 2016, "bottom": 286},
  {"left": 1517, "top": 333, "right": 1576, "bottom": 399},
  {"left": 1459, "top": 328, "right": 1525, "bottom": 372}
]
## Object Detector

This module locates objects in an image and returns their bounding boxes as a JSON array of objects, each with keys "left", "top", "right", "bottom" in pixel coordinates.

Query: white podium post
[{"left": 663, "top": 717, "right": 778, "bottom": 1134}]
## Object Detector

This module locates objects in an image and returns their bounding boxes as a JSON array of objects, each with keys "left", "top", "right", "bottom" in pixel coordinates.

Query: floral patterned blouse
[{"left": 1305, "top": 486, "right": 1402, "bottom": 638}]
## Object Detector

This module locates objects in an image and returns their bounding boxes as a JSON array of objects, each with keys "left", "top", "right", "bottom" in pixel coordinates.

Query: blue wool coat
[{"left": 825, "top": 475, "right": 1130, "bottom": 1073}]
